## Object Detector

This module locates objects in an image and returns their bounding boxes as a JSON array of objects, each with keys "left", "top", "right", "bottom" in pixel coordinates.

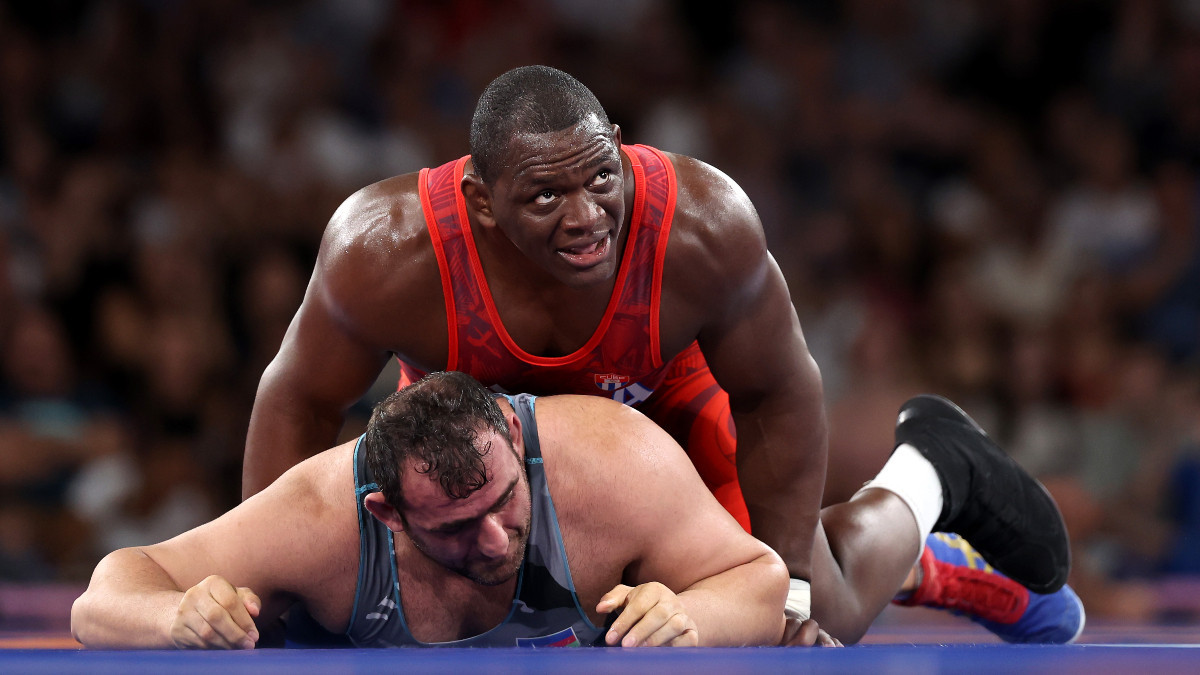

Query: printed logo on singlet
[
  {"left": 515, "top": 626, "right": 581, "bottom": 648},
  {"left": 593, "top": 373, "right": 630, "bottom": 391},
  {"left": 593, "top": 373, "right": 655, "bottom": 406}
]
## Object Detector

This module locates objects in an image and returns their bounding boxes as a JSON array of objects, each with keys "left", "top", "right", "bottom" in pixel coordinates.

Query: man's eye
[
  {"left": 593, "top": 170, "right": 610, "bottom": 185},
  {"left": 534, "top": 191, "right": 556, "bottom": 204},
  {"left": 495, "top": 490, "right": 514, "bottom": 510}
]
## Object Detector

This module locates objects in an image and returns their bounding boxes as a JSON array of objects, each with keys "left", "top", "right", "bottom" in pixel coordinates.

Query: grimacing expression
[
  {"left": 400, "top": 431, "right": 532, "bottom": 586},
  {"left": 487, "top": 115, "right": 625, "bottom": 288}
]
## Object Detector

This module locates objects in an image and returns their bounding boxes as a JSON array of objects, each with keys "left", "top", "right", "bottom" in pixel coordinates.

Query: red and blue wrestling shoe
[
  {"left": 894, "top": 395, "right": 1070, "bottom": 593},
  {"left": 895, "top": 532, "right": 1086, "bottom": 644}
]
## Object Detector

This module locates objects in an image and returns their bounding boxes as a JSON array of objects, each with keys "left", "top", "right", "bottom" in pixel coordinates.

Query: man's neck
[{"left": 392, "top": 536, "right": 521, "bottom": 642}]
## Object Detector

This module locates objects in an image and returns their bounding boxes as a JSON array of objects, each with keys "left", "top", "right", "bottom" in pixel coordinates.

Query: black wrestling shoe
[{"left": 894, "top": 395, "right": 1070, "bottom": 594}]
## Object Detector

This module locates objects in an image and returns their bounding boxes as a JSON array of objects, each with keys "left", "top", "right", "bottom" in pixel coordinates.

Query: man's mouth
[{"left": 557, "top": 233, "right": 611, "bottom": 267}]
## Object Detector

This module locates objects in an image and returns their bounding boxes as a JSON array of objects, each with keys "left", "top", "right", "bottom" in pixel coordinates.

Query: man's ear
[
  {"left": 462, "top": 172, "right": 496, "bottom": 228},
  {"left": 363, "top": 492, "right": 406, "bottom": 533},
  {"left": 506, "top": 408, "right": 524, "bottom": 460},
  {"left": 612, "top": 124, "right": 622, "bottom": 147}
]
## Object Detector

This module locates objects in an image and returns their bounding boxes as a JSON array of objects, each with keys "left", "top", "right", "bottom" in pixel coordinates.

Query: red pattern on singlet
[
  {"left": 404, "top": 145, "right": 750, "bottom": 531},
  {"left": 408, "top": 145, "right": 678, "bottom": 404}
]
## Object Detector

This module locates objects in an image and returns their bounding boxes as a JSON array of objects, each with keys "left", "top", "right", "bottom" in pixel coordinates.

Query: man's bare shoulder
[
  {"left": 534, "top": 396, "right": 688, "bottom": 487},
  {"left": 309, "top": 171, "right": 448, "bottom": 355},
  {"left": 265, "top": 441, "right": 358, "bottom": 514},
  {"left": 534, "top": 395, "right": 654, "bottom": 440},
  {"left": 233, "top": 443, "right": 360, "bottom": 597},
  {"left": 227, "top": 442, "right": 358, "bottom": 553},
  {"left": 320, "top": 172, "right": 428, "bottom": 280},
  {"left": 661, "top": 152, "right": 764, "bottom": 245},
  {"left": 532, "top": 395, "right": 689, "bottom": 564},
  {"left": 655, "top": 152, "right": 773, "bottom": 323}
]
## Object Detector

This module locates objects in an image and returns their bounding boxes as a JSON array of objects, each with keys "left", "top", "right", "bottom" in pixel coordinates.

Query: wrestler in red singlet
[{"left": 399, "top": 144, "right": 748, "bottom": 530}]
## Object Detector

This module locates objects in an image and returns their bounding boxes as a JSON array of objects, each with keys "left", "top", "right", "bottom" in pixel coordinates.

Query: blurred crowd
[{"left": 1, "top": 0, "right": 1198, "bottom": 623}]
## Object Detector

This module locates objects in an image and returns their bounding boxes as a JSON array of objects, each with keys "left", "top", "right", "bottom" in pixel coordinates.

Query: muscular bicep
[
  {"left": 145, "top": 463, "right": 350, "bottom": 623},
  {"left": 243, "top": 280, "right": 390, "bottom": 495},
  {"left": 258, "top": 278, "right": 394, "bottom": 418},
  {"left": 245, "top": 177, "right": 438, "bottom": 496},
  {"left": 699, "top": 251, "right": 820, "bottom": 412},
  {"left": 254, "top": 188, "right": 421, "bottom": 422},
  {"left": 666, "top": 155, "right": 826, "bottom": 579},
  {"left": 138, "top": 504, "right": 294, "bottom": 619},
  {"left": 663, "top": 154, "right": 819, "bottom": 409},
  {"left": 615, "top": 416, "right": 777, "bottom": 591}
]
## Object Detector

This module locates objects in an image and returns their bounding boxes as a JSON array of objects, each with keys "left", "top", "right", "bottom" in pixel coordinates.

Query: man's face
[
  {"left": 399, "top": 430, "right": 531, "bottom": 586},
  {"left": 484, "top": 115, "right": 625, "bottom": 288}
]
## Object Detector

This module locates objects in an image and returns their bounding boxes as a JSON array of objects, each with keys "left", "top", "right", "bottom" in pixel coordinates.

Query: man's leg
[
  {"left": 810, "top": 488, "right": 922, "bottom": 642},
  {"left": 810, "top": 395, "right": 1078, "bottom": 643},
  {"left": 642, "top": 355, "right": 927, "bottom": 641},
  {"left": 644, "top": 361, "right": 1078, "bottom": 644}
]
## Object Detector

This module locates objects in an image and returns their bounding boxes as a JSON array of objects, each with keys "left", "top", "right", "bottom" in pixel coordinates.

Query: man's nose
[
  {"left": 476, "top": 513, "right": 510, "bottom": 558},
  {"left": 561, "top": 191, "right": 603, "bottom": 231}
]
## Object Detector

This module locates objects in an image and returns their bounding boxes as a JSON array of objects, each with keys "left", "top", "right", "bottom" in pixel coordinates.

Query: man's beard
[{"left": 407, "top": 518, "right": 531, "bottom": 586}]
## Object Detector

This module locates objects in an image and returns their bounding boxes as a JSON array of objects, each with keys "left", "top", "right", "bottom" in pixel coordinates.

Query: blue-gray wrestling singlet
[{"left": 345, "top": 393, "right": 605, "bottom": 647}]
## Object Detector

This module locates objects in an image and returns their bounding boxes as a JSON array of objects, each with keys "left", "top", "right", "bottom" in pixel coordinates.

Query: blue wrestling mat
[
  {"left": 6, "top": 586, "right": 1200, "bottom": 672},
  {"left": 4, "top": 645, "right": 1200, "bottom": 674}
]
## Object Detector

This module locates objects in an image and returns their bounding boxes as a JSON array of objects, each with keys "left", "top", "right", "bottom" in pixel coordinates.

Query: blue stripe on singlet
[{"left": 347, "top": 436, "right": 379, "bottom": 638}]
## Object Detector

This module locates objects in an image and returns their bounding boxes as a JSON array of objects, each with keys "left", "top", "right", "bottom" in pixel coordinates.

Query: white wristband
[{"left": 784, "top": 578, "right": 812, "bottom": 621}]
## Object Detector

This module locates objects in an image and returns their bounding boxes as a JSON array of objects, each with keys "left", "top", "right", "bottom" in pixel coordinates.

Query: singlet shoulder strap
[
  {"left": 347, "top": 435, "right": 389, "bottom": 640},
  {"left": 418, "top": 156, "right": 471, "bottom": 371},
  {"left": 620, "top": 144, "right": 677, "bottom": 368},
  {"left": 498, "top": 393, "right": 543, "bottom": 464}
]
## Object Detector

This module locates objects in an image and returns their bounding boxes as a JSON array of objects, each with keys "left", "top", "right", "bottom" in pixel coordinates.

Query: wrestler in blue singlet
[{"left": 345, "top": 393, "right": 605, "bottom": 647}]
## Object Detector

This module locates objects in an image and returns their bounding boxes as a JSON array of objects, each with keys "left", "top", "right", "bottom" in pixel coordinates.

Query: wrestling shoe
[
  {"left": 895, "top": 533, "right": 1085, "bottom": 644},
  {"left": 894, "top": 394, "right": 1070, "bottom": 593}
]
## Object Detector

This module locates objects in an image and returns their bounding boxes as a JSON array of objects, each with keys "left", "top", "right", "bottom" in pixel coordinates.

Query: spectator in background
[
  {"left": 0, "top": 0, "right": 1198, "bottom": 627},
  {"left": 0, "top": 306, "right": 107, "bottom": 579}
]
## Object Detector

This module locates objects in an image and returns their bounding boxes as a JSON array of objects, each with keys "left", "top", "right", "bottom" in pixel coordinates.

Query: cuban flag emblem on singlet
[
  {"left": 593, "top": 373, "right": 630, "bottom": 391},
  {"left": 515, "top": 626, "right": 581, "bottom": 648}
]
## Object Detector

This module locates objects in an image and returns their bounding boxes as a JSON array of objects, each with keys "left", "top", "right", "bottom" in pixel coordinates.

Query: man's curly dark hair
[{"left": 364, "top": 371, "right": 511, "bottom": 512}]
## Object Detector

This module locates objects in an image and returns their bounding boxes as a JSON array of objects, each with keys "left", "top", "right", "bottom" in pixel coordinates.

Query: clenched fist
[{"left": 170, "top": 575, "right": 261, "bottom": 649}]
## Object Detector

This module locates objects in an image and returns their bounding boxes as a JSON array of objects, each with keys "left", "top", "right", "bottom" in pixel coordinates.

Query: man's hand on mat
[
  {"left": 597, "top": 583, "right": 699, "bottom": 647},
  {"left": 171, "top": 575, "right": 261, "bottom": 649},
  {"left": 780, "top": 616, "right": 842, "bottom": 647}
]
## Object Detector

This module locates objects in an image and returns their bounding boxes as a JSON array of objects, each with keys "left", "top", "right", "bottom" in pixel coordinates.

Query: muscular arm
[
  {"left": 244, "top": 284, "right": 391, "bottom": 498},
  {"left": 70, "top": 548, "right": 240, "bottom": 649},
  {"left": 716, "top": 259, "right": 826, "bottom": 583},
  {"left": 73, "top": 447, "right": 355, "bottom": 648},
  {"left": 666, "top": 155, "right": 828, "bottom": 584},
  {"left": 622, "top": 405, "right": 788, "bottom": 646},
  {"left": 244, "top": 176, "right": 442, "bottom": 498},
  {"left": 549, "top": 397, "right": 789, "bottom": 646},
  {"left": 665, "top": 550, "right": 788, "bottom": 646}
]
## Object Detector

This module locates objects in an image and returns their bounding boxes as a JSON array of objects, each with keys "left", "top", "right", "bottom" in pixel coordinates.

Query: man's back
[{"left": 73, "top": 381, "right": 790, "bottom": 649}]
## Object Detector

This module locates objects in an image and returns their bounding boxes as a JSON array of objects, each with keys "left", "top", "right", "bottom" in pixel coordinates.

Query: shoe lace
[{"left": 938, "top": 572, "right": 1024, "bottom": 623}]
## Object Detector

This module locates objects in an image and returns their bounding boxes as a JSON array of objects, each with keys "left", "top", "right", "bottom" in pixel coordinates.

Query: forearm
[
  {"left": 243, "top": 382, "right": 344, "bottom": 499},
  {"left": 734, "top": 372, "right": 828, "bottom": 581},
  {"left": 678, "top": 551, "right": 789, "bottom": 646},
  {"left": 71, "top": 549, "right": 185, "bottom": 649}
]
